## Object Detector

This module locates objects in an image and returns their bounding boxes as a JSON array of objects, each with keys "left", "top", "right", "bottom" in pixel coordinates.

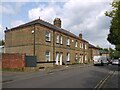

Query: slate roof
[
  {"left": 5, "top": 18, "right": 88, "bottom": 42},
  {"left": 89, "top": 44, "right": 99, "bottom": 49}
]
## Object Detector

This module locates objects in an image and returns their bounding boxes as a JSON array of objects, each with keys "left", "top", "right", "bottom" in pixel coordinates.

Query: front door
[
  {"left": 55, "top": 52, "right": 59, "bottom": 65},
  {"left": 60, "top": 53, "right": 63, "bottom": 65}
]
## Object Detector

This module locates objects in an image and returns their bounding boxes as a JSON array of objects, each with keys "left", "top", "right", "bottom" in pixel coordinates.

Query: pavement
[{"left": 1, "top": 63, "right": 92, "bottom": 84}]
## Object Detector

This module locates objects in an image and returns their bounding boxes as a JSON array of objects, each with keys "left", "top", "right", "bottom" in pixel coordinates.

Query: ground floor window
[
  {"left": 75, "top": 53, "right": 78, "bottom": 61},
  {"left": 85, "top": 55, "right": 87, "bottom": 61},
  {"left": 46, "top": 51, "right": 50, "bottom": 61},
  {"left": 66, "top": 53, "right": 70, "bottom": 61}
]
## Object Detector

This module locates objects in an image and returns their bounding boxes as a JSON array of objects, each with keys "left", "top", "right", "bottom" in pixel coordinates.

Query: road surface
[{"left": 2, "top": 64, "right": 120, "bottom": 88}]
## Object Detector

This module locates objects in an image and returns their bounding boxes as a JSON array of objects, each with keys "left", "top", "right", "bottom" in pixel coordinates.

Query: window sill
[
  {"left": 67, "top": 45, "right": 70, "bottom": 46},
  {"left": 67, "top": 61, "right": 70, "bottom": 62},
  {"left": 46, "top": 40, "right": 51, "bottom": 43}
]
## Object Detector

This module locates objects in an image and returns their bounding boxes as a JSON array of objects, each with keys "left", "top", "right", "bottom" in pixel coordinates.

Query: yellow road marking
[{"left": 94, "top": 71, "right": 114, "bottom": 89}]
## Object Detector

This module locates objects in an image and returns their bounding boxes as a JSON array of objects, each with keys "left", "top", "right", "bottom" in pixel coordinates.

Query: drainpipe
[
  {"left": 32, "top": 24, "right": 36, "bottom": 56},
  {"left": 53, "top": 30, "right": 55, "bottom": 65}
]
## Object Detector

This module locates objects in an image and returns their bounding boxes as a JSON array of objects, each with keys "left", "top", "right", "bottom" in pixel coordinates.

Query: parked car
[
  {"left": 93, "top": 56, "right": 108, "bottom": 66},
  {"left": 112, "top": 59, "right": 120, "bottom": 65}
]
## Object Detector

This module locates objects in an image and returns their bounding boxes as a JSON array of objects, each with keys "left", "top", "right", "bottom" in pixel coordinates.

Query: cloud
[
  {"left": 28, "top": 2, "right": 62, "bottom": 22},
  {"left": 10, "top": 20, "right": 24, "bottom": 27},
  {"left": 0, "top": 2, "right": 27, "bottom": 15},
  {"left": 0, "top": 25, "right": 4, "bottom": 40},
  {"left": 0, "top": 4, "right": 15, "bottom": 14},
  {"left": 28, "top": 0, "right": 114, "bottom": 48}
]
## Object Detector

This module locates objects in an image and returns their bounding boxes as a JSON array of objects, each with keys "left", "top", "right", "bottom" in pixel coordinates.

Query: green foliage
[
  {"left": 105, "top": 1, "right": 120, "bottom": 51},
  {"left": 96, "top": 45, "right": 103, "bottom": 50},
  {"left": 109, "top": 48, "right": 120, "bottom": 59}
]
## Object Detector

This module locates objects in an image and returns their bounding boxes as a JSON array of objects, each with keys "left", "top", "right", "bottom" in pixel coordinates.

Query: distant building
[
  {"left": 4, "top": 18, "right": 89, "bottom": 68},
  {"left": 99, "top": 50, "right": 109, "bottom": 57},
  {"left": 88, "top": 44, "right": 100, "bottom": 62},
  {"left": 0, "top": 46, "right": 4, "bottom": 53}
]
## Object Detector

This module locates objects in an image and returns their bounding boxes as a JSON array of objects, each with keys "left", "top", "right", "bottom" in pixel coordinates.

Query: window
[
  {"left": 81, "top": 43, "right": 84, "bottom": 49},
  {"left": 46, "top": 51, "right": 50, "bottom": 61},
  {"left": 85, "top": 55, "right": 87, "bottom": 61},
  {"left": 56, "top": 35, "right": 59, "bottom": 44},
  {"left": 66, "top": 53, "right": 70, "bottom": 61},
  {"left": 80, "top": 42, "right": 82, "bottom": 48},
  {"left": 45, "top": 31, "right": 51, "bottom": 41},
  {"left": 60, "top": 36, "right": 63, "bottom": 44},
  {"left": 75, "top": 40, "right": 78, "bottom": 47},
  {"left": 85, "top": 44, "right": 87, "bottom": 49},
  {"left": 67, "top": 38, "right": 70, "bottom": 46},
  {"left": 75, "top": 53, "right": 78, "bottom": 61}
]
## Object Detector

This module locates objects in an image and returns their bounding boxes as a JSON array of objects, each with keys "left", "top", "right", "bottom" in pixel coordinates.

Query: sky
[{"left": 0, "top": 0, "right": 115, "bottom": 49}]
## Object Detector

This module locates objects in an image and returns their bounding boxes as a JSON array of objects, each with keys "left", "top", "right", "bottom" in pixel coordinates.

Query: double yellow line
[{"left": 94, "top": 70, "right": 115, "bottom": 89}]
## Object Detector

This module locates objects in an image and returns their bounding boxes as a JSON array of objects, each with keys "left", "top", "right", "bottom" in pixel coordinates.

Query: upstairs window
[
  {"left": 45, "top": 31, "right": 51, "bottom": 42},
  {"left": 75, "top": 40, "right": 78, "bottom": 47},
  {"left": 60, "top": 35, "right": 63, "bottom": 44},
  {"left": 81, "top": 43, "right": 84, "bottom": 49},
  {"left": 46, "top": 51, "right": 50, "bottom": 61},
  {"left": 56, "top": 35, "right": 59, "bottom": 44},
  {"left": 85, "top": 44, "right": 87, "bottom": 49},
  {"left": 66, "top": 38, "right": 70, "bottom": 46},
  {"left": 80, "top": 42, "right": 82, "bottom": 48}
]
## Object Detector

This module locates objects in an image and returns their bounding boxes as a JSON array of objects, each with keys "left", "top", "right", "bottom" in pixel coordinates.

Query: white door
[
  {"left": 55, "top": 52, "right": 59, "bottom": 65},
  {"left": 60, "top": 53, "right": 63, "bottom": 65}
]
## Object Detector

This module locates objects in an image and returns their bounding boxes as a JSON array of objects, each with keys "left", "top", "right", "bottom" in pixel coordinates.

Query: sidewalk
[{"left": 1, "top": 63, "right": 93, "bottom": 83}]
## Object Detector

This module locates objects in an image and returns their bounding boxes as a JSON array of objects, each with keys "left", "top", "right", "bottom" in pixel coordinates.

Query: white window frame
[
  {"left": 55, "top": 52, "right": 59, "bottom": 65},
  {"left": 75, "top": 53, "right": 78, "bottom": 61},
  {"left": 67, "top": 53, "right": 70, "bottom": 61},
  {"left": 85, "top": 44, "right": 87, "bottom": 49},
  {"left": 67, "top": 38, "right": 70, "bottom": 46},
  {"left": 56, "top": 35, "right": 59, "bottom": 44},
  {"left": 46, "top": 51, "right": 50, "bottom": 61},
  {"left": 60, "top": 35, "right": 63, "bottom": 44},
  {"left": 81, "top": 43, "right": 84, "bottom": 49},
  {"left": 60, "top": 52, "right": 63, "bottom": 65},
  {"left": 80, "top": 42, "right": 82, "bottom": 48},
  {"left": 45, "top": 31, "right": 51, "bottom": 41},
  {"left": 75, "top": 40, "right": 78, "bottom": 47}
]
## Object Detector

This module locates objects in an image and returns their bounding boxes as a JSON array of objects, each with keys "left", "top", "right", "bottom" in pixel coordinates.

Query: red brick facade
[{"left": 2, "top": 53, "right": 26, "bottom": 69}]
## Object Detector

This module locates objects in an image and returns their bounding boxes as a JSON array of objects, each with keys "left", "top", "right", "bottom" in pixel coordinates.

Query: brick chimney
[
  {"left": 79, "top": 33, "right": 82, "bottom": 39},
  {"left": 53, "top": 18, "right": 61, "bottom": 28}
]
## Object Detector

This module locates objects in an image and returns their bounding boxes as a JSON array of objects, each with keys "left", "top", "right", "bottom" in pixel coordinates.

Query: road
[{"left": 2, "top": 64, "right": 120, "bottom": 88}]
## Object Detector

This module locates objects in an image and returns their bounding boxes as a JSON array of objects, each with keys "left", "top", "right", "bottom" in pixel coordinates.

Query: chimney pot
[
  {"left": 53, "top": 18, "right": 61, "bottom": 28},
  {"left": 79, "top": 33, "right": 82, "bottom": 39}
]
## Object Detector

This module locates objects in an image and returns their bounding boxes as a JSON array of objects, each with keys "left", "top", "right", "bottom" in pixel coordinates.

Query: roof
[
  {"left": 89, "top": 44, "right": 99, "bottom": 49},
  {"left": 5, "top": 18, "right": 88, "bottom": 43},
  {"left": 99, "top": 50, "right": 109, "bottom": 54}
]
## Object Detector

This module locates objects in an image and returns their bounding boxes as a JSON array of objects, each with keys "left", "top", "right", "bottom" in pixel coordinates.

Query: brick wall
[{"left": 2, "top": 53, "right": 26, "bottom": 69}]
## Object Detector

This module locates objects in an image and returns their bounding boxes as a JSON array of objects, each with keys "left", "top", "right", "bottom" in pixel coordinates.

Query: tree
[
  {"left": 0, "top": 40, "right": 5, "bottom": 46},
  {"left": 105, "top": 1, "right": 120, "bottom": 51}
]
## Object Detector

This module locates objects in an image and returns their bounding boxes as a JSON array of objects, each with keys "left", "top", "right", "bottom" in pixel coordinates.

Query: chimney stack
[
  {"left": 53, "top": 18, "right": 61, "bottom": 28},
  {"left": 79, "top": 33, "right": 82, "bottom": 39}
]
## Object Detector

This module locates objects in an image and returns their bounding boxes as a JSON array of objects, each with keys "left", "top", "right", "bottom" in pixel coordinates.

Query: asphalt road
[{"left": 2, "top": 64, "right": 120, "bottom": 88}]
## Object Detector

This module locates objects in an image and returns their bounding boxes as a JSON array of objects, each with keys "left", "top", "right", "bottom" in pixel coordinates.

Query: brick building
[
  {"left": 88, "top": 44, "right": 100, "bottom": 62},
  {"left": 5, "top": 18, "right": 89, "bottom": 67}
]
